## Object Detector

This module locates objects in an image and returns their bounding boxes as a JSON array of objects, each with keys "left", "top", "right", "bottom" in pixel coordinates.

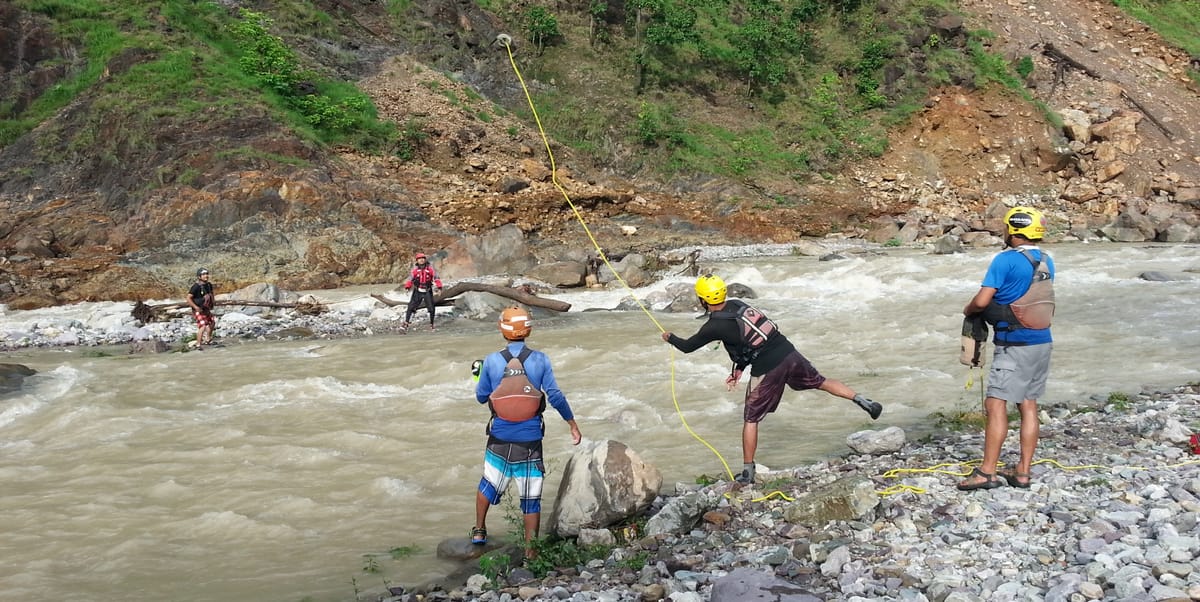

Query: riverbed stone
[{"left": 549, "top": 440, "right": 662, "bottom": 537}]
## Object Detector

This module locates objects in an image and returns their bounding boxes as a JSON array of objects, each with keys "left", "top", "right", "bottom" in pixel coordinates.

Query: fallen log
[
  {"left": 372, "top": 282, "right": 571, "bottom": 312},
  {"left": 133, "top": 299, "right": 328, "bottom": 322}
]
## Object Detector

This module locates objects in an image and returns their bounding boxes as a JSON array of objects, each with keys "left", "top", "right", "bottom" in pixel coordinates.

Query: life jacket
[
  {"left": 709, "top": 299, "right": 779, "bottom": 366},
  {"left": 192, "top": 282, "right": 214, "bottom": 311},
  {"left": 487, "top": 347, "right": 546, "bottom": 422},
  {"left": 410, "top": 266, "right": 438, "bottom": 290},
  {"left": 983, "top": 249, "right": 1055, "bottom": 332}
]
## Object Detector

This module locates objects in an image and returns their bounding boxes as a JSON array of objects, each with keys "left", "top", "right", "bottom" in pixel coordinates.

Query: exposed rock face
[{"left": 2, "top": 0, "right": 1199, "bottom": 310}]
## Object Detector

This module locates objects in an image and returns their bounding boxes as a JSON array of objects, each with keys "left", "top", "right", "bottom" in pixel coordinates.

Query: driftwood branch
[
  {"left": 133, "top": 299, "right": 328, "bottom": 322},
  {"left": 1119, "top": 89, "right": 1175, "bottom": 140},
  {"left": 372, "top": 282, "right": 572, "bottom": 312}
]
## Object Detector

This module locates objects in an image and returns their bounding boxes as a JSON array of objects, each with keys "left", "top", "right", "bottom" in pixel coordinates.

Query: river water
[{"left": 1, "top": 243, "right": 1198, "bottom": 602}]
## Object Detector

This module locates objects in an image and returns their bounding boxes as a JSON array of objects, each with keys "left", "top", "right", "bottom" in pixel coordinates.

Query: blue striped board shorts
[{"left": 478, "top": 438, "right": 545, "bottom": 515}]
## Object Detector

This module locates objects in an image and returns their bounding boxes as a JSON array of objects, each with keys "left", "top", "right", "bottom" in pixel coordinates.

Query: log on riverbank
[
  {"left": 133, "top": 299, "right": 328, "bottom": 322},
  {"left": 371, "top": 282, "right": 571, "bottom": 312}
]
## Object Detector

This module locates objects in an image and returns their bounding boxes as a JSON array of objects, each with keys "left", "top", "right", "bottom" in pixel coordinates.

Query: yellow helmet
[
  {"left": 1005, "top": 206, "right": 1046, "bottom": 240},
  {"left": 694, "top": 274, "right": 727, "bottom": 305},
  {"left": 499, "top": 306, "right": 532, "bottom": 341}
]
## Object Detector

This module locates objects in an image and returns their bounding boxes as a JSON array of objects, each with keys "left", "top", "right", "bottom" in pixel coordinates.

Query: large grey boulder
[
  {"left": 440, "top": 224, "right": 537, "bottom": 280},
  {"left": 597, "top": 253, "right": 651, "bottom": 288},
  {"left": 525, "top": 261, "right": 586, "bottom": 288},
  {"left": 549, "top": 440, "right": 662, "bottom": 537}
]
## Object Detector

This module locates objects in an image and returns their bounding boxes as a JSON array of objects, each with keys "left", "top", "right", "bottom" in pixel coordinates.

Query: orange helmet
[{"left": 499, "top": 306, "right": 532, "bottom": 341}]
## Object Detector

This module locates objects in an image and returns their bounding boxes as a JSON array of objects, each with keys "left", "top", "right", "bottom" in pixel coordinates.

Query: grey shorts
[{"left": 987, "top": 343, "right": 1052, "bottom": 404}]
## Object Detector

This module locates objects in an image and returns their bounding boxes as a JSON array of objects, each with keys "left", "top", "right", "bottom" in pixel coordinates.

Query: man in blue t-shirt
[
  {"left": 471, "top": 306, "right": 581, "bottom": 558},
  {"left": 958, "top": 207, "right": 1054, "bottom": 491}
]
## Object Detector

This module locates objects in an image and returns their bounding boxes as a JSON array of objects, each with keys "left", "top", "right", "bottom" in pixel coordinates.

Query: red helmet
[
  {"left": 499, "top": 306, "right": 532, "bottom": 341},
  {"left": 414, "top": 252, "right": 427, "bottom": 260}
]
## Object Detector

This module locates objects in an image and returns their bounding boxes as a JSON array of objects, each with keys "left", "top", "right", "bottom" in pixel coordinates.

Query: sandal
[
  {"left": 470, "top": 527, "right": 488, "bottom": 545},
  {"left": 998, "top": 469, "right": 1032, "bottom": 489},
  {"left": 956, "top": 467, "right": 1005, "bottom": 491}
]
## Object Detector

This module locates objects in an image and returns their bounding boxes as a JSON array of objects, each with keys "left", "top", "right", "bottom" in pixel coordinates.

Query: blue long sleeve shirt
[{"left": 475, "top": 342, "right": 574, "bottom": 442}]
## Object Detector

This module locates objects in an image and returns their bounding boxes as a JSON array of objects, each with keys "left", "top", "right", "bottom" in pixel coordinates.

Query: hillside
[{"left": 0, "top": 0, "right": 1198, "bottom": 309}]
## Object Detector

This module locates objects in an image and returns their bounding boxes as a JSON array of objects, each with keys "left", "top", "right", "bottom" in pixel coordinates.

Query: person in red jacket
[{"left": 402, "top": 252, "right": 443, "bottom": 330}]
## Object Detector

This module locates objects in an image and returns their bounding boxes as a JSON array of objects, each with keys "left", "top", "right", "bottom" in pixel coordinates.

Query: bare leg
[
  {"left": 960, "top": 396, "right": 1008, "bottom": 486},
  {"left": 818, "top": 378, "right": 856, "bottom": 400},
  {"left": 523, "top": 512, "right": 540, "bottom": 559},
  {"left": 820, "top": 379, "right": 882, "bottom": 418},
  {"left": 474, "top": 490, "right": 490, "bottom": 533},
  {"left": 741, "top": 421, "right": 760, "bottom": 465},
  {"left": 1016, "top": 399, "right": 1039, "bottom": 475}
]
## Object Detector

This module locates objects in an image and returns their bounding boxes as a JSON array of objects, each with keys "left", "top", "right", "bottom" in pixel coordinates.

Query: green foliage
[
  {"left": 526, "top": 6, "right": 561, "bottom": 54},
  {"left": 524, "top": 537, "right": 611, "bottom": 578},
  {"left": 617, "top": 549, "right": 653, "bottom": 570},
  {"left": 1107, "top": 391, "right": 1132, "bottom": 411},
  {"left": 967, "top": 33, "right": 1026, "bottom": 91},
  {"left": 229, "top": 9, "right": 300, "bottom": 95},
  {"left": 477, "top": 551, "right": 510, "bottom": 587},
  {"left": 884, "top": 237, "right": 902, "bottom": 247},
  {"left": 227, "top": 8, "right": 397, "bottom": 149},
  {"left": 931, "top": 407, "right": 985, "bottom": 431},
  {"left": 1111, "top": 0, "right": 1200, "bottom": 56},
  {"left": 2, "top": 1, "right": 401, "bottom": 157},
  {"left": 1015, "top": 55, "right": 1035, "bottom": 79},
  {"left": 728, "top": 0, "right": 807, "bottom": 93}
]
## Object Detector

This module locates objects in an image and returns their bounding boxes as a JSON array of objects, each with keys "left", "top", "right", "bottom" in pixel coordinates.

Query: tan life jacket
[
  {"left": 984, "top": 249, "right": 1055, "bottom": 331},
  {"left": 487, "top": 347, "right": 546, "bottom": 422}
]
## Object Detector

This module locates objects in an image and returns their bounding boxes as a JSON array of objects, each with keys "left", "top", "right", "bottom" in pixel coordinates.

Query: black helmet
[{"left": 196, "top": 268, "right": 210, "bottom": 277}]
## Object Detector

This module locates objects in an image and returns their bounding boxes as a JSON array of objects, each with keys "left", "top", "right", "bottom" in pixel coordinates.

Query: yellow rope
[
  {"left": 498, "top": 38, "right": 736, "bottom": 483},
  {"left": 876, "top": 457, "right": 1200, "bottom": 496}
]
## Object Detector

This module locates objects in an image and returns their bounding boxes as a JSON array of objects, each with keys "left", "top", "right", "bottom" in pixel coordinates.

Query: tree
[
  {"left": 627, "top": 0, "right": 700, "bottom": 94},
  {"left": 527, "top": 6, "right": 561, "bottom": 56}
]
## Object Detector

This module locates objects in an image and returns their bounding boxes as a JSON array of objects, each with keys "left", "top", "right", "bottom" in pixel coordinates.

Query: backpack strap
[
  {"left": 516, "top": 346, "right": 533, "bottom": 364},
  {"left": 1019, "top": 249, "right": 1041, "bottom": 270}
]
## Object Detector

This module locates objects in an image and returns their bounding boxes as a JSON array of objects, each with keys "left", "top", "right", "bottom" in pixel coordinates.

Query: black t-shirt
[
  {"left": 189, "top": 281, "right": 214, "bottom": 310},
  {"left": 665, "top": 307, "right": 795, "bottom": 376}
]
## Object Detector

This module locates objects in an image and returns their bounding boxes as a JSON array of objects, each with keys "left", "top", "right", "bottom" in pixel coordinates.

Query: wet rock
[
  {"left": 0, "top": 362, "right": 36, "bottom": 392},
  {"left": 128, "top": 340, "right": 169, "bottom": 354}
]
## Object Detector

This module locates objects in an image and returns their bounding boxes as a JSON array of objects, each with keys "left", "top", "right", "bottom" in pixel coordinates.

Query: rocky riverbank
[
  {"left": 397, "top": 384, "right": 1200, "bottom": 602},
  {"left": 0, "top": 242, "right": 835, "bottom": 352}
]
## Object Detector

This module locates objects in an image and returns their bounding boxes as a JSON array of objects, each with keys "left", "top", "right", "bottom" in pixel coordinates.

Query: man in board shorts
[
  {"left": 472, "top": 306, "right": 581, "bottom": 559},
  {"left": 187, "top": 268, "right": 216, "bottom": 347},
  {"left": 662, "top": 274, "right": 883, "bottom": 484}
]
